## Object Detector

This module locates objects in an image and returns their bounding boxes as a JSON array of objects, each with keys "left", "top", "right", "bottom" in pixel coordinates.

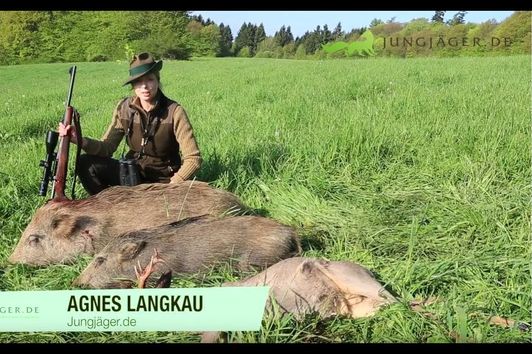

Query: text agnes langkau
[{"left": 67, "top": 294, "right": 203, "bottom": 312}]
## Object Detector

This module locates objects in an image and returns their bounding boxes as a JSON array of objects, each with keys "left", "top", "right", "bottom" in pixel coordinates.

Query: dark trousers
[
  {"left": 77, "top": 155, "right": 122, "bottom": 195},
  {"left": 77, "top": 154, "right": 171, "bottom": 195}
]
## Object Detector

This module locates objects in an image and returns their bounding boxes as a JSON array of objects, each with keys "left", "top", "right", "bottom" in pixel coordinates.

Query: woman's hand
[
  {"left": 169, "top": 173, "right": 184, "bottom": 184},
  {"left": 58, "top": 122, "right": 78, "bottom": 145}
]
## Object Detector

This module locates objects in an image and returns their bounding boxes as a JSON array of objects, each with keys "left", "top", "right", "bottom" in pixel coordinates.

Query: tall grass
[{"left": 0, "top": 55, "right": 530, "bottom": 342}]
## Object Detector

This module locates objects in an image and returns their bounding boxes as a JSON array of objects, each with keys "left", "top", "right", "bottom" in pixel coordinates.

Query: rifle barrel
[{"left": 65, "top": 66, "right": 77, "bottom": 109}]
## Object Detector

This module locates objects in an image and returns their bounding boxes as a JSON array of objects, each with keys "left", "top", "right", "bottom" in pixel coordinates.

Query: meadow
[{"left": 0, "top": 55, "right": 530, "bottom": 343}]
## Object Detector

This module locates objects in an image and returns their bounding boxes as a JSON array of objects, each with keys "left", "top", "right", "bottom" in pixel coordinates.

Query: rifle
[{"left": 39, "top": 66, "right": 82, "bottom": 201}]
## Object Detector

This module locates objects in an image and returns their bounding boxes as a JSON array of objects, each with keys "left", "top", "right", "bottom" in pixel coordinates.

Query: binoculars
[{"left": 119, "top": 157, "right": 141, "bottom": 186}]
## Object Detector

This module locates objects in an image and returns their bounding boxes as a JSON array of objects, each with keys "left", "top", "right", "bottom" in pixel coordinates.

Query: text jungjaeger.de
[{"left": 383, "top": 36, "right": 513, "bottom": 49}]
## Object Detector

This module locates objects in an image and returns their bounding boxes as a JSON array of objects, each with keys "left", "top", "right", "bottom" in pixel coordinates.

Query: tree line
[{"left": 0, "top": 11, "right": 529, "bottom": 65}]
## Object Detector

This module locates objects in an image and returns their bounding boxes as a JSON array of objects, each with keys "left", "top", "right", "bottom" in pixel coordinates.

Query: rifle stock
[{"left": 52, "top": 106, "right": 74, "bottom": 200}]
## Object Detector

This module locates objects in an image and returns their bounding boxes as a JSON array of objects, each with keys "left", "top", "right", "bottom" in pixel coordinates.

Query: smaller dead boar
[
  {"left": 74, "top": 215, "right": 301, "bottom": 289},
  {"left": 200, "top": 257, "right": 396, "bottom": 343},
  {"left": 8, "top": 181, "right": 245, "bottom": 266}
]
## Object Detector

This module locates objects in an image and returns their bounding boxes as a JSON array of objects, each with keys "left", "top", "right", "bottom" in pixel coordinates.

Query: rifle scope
[{"left": 38, "top": 130, "right": 59, "bottom": 196}]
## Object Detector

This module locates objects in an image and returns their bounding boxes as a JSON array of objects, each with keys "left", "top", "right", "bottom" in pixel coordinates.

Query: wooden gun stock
[{"left": 52, "top": 106, "right": 74, "bottom": 201}]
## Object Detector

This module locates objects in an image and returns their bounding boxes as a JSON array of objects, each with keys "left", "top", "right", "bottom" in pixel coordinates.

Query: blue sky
[{"left": 191, "top": 11, "right": 515, "bottom": 38}]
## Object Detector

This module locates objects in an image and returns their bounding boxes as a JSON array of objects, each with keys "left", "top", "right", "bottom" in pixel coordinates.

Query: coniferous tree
[
  {"left": 246, "top": 23, "right": 257, "bottom": 55},
  {"left": 447, "top": 11, "right": 467, "bottom": 25},
  {"left": 322, "top": 24, "right": 332, "bottom": 43},
  {"left": 285, "top": 26, "right": 294, "bottom": 44},
  {"left": 274, "top": 25, "right": 283, "bottom": 46},
  {"left": 253, "top": 23, "right": 266, "bottom": 53},
  {"left": 295, "top": 31, "right": 309, "bottom": 48},
  {"left": 332, "top": 22, "right": 343, "bottom": 40},
  {"left": 219, "top": 23, "right": 233, "bottom": 56},
  {"left": 233, "top": 22, "right": 250, "bottom": 55},
  {"left": 274, "top": 25, "right": 294, "bottom": 47},
  {"left": 431, "top": 11, "right": 446, "bottom": 23},
  {"left": 301, "top": 26, "right": 323, "bottom": 54},
  {"left": 369, "top": 18, "right": 384, "bottom": 28}
]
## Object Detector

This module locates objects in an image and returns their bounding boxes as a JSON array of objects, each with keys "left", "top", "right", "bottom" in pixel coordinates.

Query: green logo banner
[
  {"left": 322, "top": 30, "right": 376, "bottom": 56},
  {"left": 0, "top": 287, "right": 269, "bottom": 332}
]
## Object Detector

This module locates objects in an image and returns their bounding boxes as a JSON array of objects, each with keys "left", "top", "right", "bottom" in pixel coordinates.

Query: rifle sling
[{"left": 71, "top": 110, "right": 82, "bottom": 199}]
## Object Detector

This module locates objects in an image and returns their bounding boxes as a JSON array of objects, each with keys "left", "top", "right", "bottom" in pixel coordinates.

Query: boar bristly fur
[
  {"left": 9, "top": 181, "right": 246, "bottom": 266},
  {"left": 74, "top": 215, "right": 301, "bottom": 289}
]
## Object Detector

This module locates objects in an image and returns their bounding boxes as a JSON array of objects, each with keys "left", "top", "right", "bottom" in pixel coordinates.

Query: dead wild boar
[
  {"left": 201, "top": 257, "right": 397, "bottom": 343},
  {"left": 74, "top": 215, "right": 301, "bottom": 289},
  {"left": 9, "top": 181, "right": 246, "bottom": 266}
]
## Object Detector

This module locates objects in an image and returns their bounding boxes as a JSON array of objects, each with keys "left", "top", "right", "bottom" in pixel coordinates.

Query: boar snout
[
  {"left": 7, "top": 253, "right": 18, "bottom": 264},
  {"left": 72, "top": 277, "right": 90, "bottom": 288}
]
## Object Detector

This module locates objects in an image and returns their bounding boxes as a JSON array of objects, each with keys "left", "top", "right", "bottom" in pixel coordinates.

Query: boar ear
[
  {"left": 51, "top": 215, "right": 97, "bottom": 239},
  {"left": 300, "top": 260, "right": 317, "bottom": 274},
  {"left": 51, "top": 214, "right": 73, "bottom": 236},
  {"left": 120, "top": 240, "right": 147, "bottom": 260},
  {"left": 72, "top": 216, "right": 97, "bottom": 233}
]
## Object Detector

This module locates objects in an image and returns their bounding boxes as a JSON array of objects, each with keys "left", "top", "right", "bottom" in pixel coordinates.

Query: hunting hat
[{"left": 123, "top": 52, "right": 163, "bottom": 86}]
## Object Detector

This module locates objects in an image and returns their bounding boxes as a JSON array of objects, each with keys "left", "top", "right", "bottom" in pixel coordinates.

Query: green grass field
[{"left": 0, "top": 55, "right": 530, "bottom": 343}]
